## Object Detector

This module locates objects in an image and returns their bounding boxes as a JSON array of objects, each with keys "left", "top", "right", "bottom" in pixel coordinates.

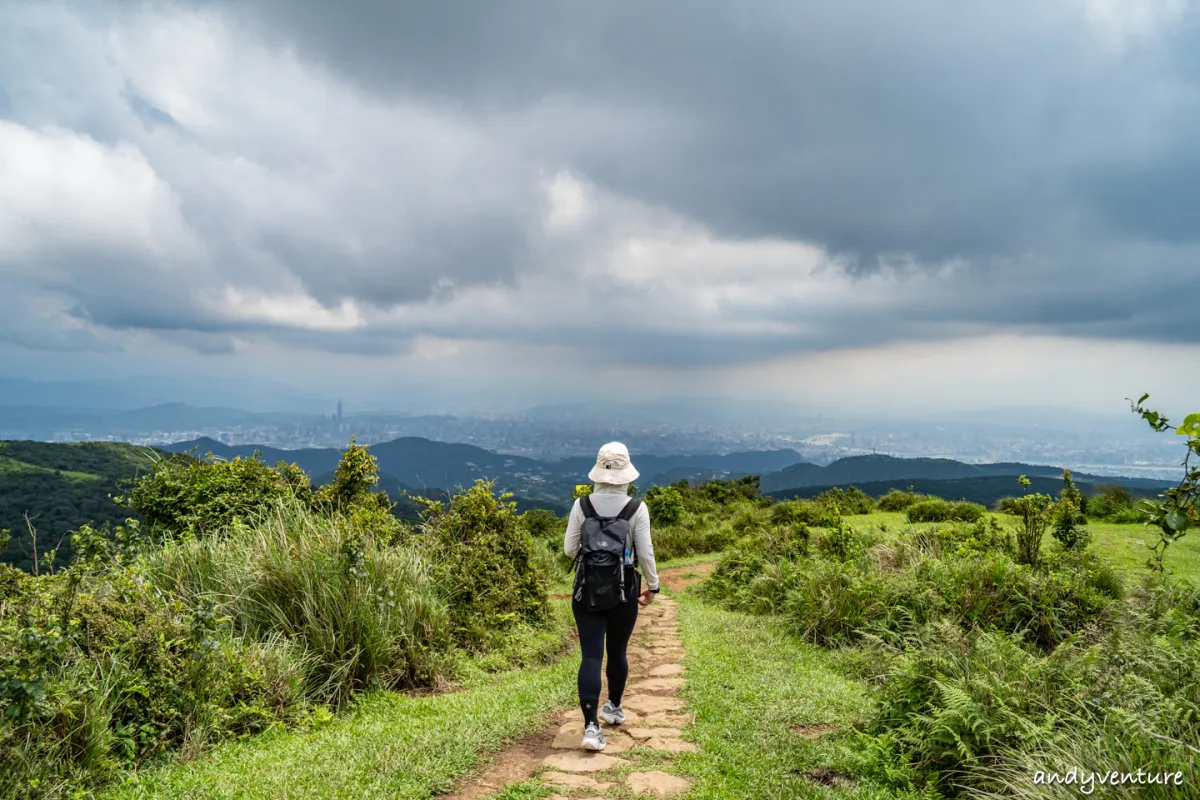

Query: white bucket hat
[{"left": 587, "top": 441, "right": 640, "bottom": 483}]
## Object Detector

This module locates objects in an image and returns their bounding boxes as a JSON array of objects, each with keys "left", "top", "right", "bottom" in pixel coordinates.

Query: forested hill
[
  {"left": 0, "top": 441, "right": 159, "bottom": 572},
  {"left": 758, "top": 453, "right": 1172, "bottom": 493}
]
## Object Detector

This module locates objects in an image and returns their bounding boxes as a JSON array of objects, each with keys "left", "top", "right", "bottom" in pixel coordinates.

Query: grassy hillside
[
  {"left": 0, "top": 441, "right": 158, "bottom": 572},
  {"left": 766, "top": 474, "right": 1171, "bottom": 508}
]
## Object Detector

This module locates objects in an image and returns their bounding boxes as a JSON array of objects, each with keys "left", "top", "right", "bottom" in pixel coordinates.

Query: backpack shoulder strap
[
  {"left": 579, "top": 494, "right": 597, "bottom": 519},
  {"left": 617, "top": 498, "right": 641, "bottom": 521}
]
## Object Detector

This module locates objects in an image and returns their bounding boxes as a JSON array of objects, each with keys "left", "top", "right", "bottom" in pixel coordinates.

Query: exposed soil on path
[
  {"left": 437, "top": 594, "right": 694, "bottom": 799},
  {"left": 656, "top": 560, "right": 717, "bottom": 593},
  {"left": 438, "top": 709, "right": 569, "bottom": 800}
]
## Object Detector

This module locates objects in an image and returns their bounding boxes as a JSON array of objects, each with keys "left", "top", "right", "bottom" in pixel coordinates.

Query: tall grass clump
[{"left": 144, "top": 500, "right": 453, "bottom": 708}]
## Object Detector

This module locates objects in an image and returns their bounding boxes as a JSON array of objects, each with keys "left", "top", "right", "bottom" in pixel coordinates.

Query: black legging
[{"left": 573, "top": 581, "right": 640, "bottom": 726}]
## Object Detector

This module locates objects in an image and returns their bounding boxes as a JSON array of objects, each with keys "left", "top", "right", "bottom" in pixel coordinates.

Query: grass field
[
  {"left": 0, "top": 454, "right": 99, "bottom": 482},
  {"left": 674, "top": 591, "right": 926, "bottom": 799},
  {"left": 842, "top": 510, "right": 1200, "bottom": 582}
]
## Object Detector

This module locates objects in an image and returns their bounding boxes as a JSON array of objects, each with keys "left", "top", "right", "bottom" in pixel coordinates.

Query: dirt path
[
  {"left": 656, "top": 560, "right": 717, "bottom": 593},
  {"left": 440, "top": 587, "right": 695, "bottom": 799}
]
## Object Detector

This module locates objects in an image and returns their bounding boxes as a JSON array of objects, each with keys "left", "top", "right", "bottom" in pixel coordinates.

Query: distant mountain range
[
  {"left": 1, "top": 434, "right": 1179, "bottom": 574},
  {"left": 164, "top": 436, "right": 1174, "bottom": 512},
  {"left": 162, "top": 437, "right": 810, "bottom": 511}
]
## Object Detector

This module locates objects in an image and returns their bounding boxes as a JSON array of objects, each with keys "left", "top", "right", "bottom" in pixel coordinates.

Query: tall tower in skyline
[{"left": 337, "top": 399, "right": 343, "bottom": 422}]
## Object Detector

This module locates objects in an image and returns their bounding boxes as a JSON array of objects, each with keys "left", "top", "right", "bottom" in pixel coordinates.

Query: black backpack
[{"left": 572, "top": 495, "right": 641, "bottom": 612}]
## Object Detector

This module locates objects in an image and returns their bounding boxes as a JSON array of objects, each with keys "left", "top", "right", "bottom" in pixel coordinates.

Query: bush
[
  {"left": 1005, "top": 481, "right": 1055, "bottom": 569},
  {"left": 120, "top": 451, "right": 304, "bottom": 539},
  {"left": 702, "top": 524, "right": 810, "bottom": 605},
  {"left": 529, "top": 537, "right": 573, "bottom": 586},
  {"left": 906, "top": 498, "right": 986, "bottom": 524},
  {"left": 644, "top": 486, "right": 685, "bottom": 525},
  {"left": 815, "top": 486, "right": 876, "bottom": 515},
  {"left": 697, "top": 475, "right": 761, "bottom": 505},
  {"left": 1087, "top": 484, "right": 1133, "bottom": 521},
  {"left": 418, "top": 480, "right": 551, "bottom": 652},
  {"left": 769, "top": 500, "right": 803, "bottom": 526},
  {"left": 518, "top": 507, "right": 562, "bottom": 539},
  {"left": 729, "top": 506, "right": 766, "bottom": 536},
  {"left": 1050, "top": 470, "right": 1090, "bottom": 550},
  {"left": 784, "top": 499, "right": 840, "bottom": 527},
  {"left": 916, "top": 517, "right": 1014, "bottom": 559},
  {"left": 0, "top": 563, "right": 309, "bottom": 798},
  {"left": 819, "top": 505, "right": 865, "bottom": 562},
  {"left": 878, "top": 489, "right": 922, "bottom": 512}
]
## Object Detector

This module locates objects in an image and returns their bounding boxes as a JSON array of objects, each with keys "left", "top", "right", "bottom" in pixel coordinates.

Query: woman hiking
[{"left": 564, "top": 442, "right": 660, "bottom": 751}]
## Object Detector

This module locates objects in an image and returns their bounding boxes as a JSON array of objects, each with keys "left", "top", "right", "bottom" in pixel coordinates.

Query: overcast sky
[{"left": 1, "top": 0, "right": 1198, "bottom": 417}]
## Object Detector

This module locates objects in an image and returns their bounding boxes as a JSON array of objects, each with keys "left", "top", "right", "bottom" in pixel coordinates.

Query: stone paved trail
[{"left": 442, "top": 567, "right": 701, "bottom": 800}]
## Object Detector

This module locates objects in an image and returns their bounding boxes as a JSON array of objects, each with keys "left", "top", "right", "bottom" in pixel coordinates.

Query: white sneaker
[
  {"left": 599, "top": 700, "right": 626, "bottom": 725},
  {"left": 582, "top": 721, "right": 606, "bottom": 751}
]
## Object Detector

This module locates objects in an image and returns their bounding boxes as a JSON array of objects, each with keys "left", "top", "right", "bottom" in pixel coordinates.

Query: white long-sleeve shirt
[{"left": 563, "top": 483, "right": 660, "bottom": 591}]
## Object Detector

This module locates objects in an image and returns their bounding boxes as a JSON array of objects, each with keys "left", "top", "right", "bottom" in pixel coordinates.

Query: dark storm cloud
[
  {"left": 211, "top": 0, "right": 1133, "bottom": 257},
  {"left": 3, "top": 0, "right": 1200, "bottom": 367}
]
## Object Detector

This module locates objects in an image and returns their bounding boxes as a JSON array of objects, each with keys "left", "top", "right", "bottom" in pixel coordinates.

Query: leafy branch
[{"left": 1129, "top": 394, "right": 1199, "bottom": 572}]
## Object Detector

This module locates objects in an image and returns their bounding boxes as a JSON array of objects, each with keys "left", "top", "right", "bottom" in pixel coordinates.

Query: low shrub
[
  {"left": 0, "top": 563, "right": 309, "bottom": 798},
  {"left": 1086, "top": 483, "right": 1134, "bottom": 521},
  {"left": 119, "top": 452, "right": 306, "bottom": 540},
  {"left": 921, "top": 516, "right": 1014, "bottom": 559},
  {"left": 530, "top": 536, "right": 573, "bottom": 586},
  {"left": 417, "top": 481, "right": 551, "bottom": 652},
  {"left": 644, "top": 486, "right": 685, "bottom": 525},
  {"left": 729, "top": 506, "right": 766, "bottom": 536},
  {"left": 815, "top": 486, "right": 877, "bottom": 515},
  {"left": 858, "top": 575, "right": 1197, "bottom": 797},
  {"left": 702, "top": 524, "right": 810, "bottom": 605},
  {"left": 863, "top": 625, "right": 1078, "bottom": 792},
  {"left": 878, "top": 489, "right": 922, "bottom": 512},
  {"left": 696, "top": 475, "right": 761, "bottom": 505},
  {"left": 906, "top": 498, "right": 987, "bottom": 524},
  {"left": 1050, "top": 470, "right": 1090, "bottom": 550},
  {"left": 518, "top": 507, "right": 561, "bottom": 539}
]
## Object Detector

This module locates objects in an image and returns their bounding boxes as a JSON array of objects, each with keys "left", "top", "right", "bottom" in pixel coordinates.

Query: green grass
[
  {"left": 100, "top": 600, "right": 578, "bottom": 800},
  {"left": 0, "top": 454, "right": 98, "bottom": 482},
  {"left": 847, "top": 511, "right": 1200, "bottom": 583},
  {"left": 656, "top": 550, "right": 728, "bottom": 570},
  {"left": 672, "top": 591, "right": 930, "bottom": 799},
  {"left": 1086, "top": 520, "right": 1200, "bottom": 581},
  {"left": 103, "top": 651, "right": 577, "bottom": 799}
]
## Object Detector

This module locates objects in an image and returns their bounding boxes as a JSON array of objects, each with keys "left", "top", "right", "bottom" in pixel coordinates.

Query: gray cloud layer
[{"left": 1, "top": 0, "right": 1198, "bottom": 372}]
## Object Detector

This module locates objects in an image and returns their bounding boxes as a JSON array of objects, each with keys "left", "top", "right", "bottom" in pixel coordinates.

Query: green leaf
[
  {"left": 1177, "top": 413, "right": 1200, "bottom": 437},
  {"left": 1165, "top": 510, "right": 1191, "bottom": 532}
]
